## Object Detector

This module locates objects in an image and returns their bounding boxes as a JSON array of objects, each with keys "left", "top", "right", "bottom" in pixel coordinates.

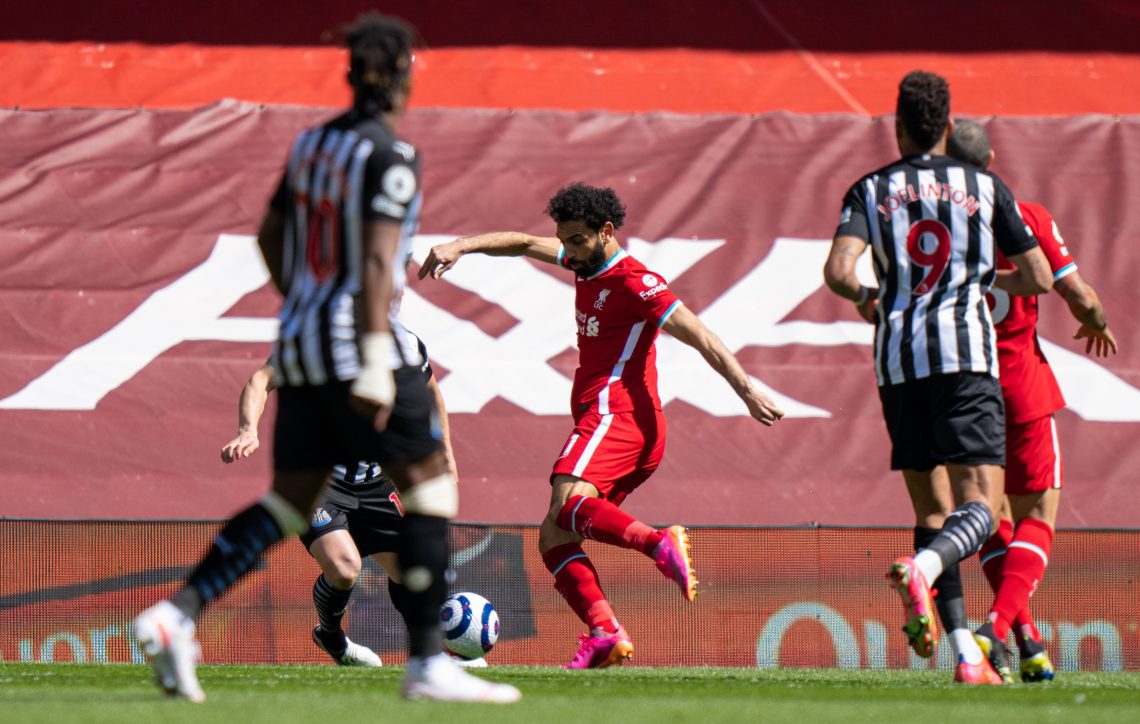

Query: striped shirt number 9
[{"left": 906, "top": 219, "right": 951, "bottom": 295}]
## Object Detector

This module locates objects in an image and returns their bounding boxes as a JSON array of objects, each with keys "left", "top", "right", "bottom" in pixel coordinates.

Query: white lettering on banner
[
  {"left": 7, "top": 613, "right": 1120, "bottom": 669},
  {"left": 1, "top": 234, "right": 1137, "bottom": 421},
  {"left": 0, "top": 234, "right": 276, "bottom": 411},
  {"left": 1059, "top": 621, "right": 1123, "bottom": 672},
  {"left": 754, "top": 606, "right": 1123, "bottom": 672},
  {"left": 755, "top": 602, "right": 861, "bottom": 668},
  {"left": 12, "top": 627, "right": 146, "bottom": 663}
]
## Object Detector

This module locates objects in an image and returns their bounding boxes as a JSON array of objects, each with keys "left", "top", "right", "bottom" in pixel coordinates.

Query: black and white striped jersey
[
  {"left": 267, "top": 110, "right": 423, "bottom": 387},
  {"left": 331, "top": 461, "right": 386, "bottom": 486},
  {"left": 835, "top": 154, "right": 1038, "bottom": 387}
]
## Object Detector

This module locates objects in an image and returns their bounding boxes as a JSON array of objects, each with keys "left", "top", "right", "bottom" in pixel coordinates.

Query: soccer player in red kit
[
  {"left": 420, "top": 183, "right": 785, "bottom": 668},
  {"left": 947, "top": 119, "right": 1118, "bottom": 683}
]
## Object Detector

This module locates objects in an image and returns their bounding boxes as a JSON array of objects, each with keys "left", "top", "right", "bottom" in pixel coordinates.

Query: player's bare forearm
[
  {"left": 256, "top": 210, "right": 287, "bottom": 294},
  {"left": 1055, "top": 271, "right": 1109, "bottom": 331},
  {"left": 824, "top": 235, "right": 867, "bottom": 301},
  {"left": 824, "top": 235, "right": 877, "bottom": 323},
  {"left": 1051, "top": 271, "right": 1117, "bottom": 356},
  {"left": 1072, "top": 302, "right": 1109, "bottom": 335},
  {"left": 238, "top": 364, "right": 274, "bottom": 432},
  {"left": 662, "top": 305, "right": 784, "bottom": 425},
  {"left": 418, "top": 232, "right": 560, "bottom": 279},
  {"left": 993, "top": 268, "right": 1044, "bottom": 296},
  {"left": 998, "top": 247, "right": 1053, "bottom": 296},
  {"left": 222, "top": 363, "right": 274, "bottom": 463},
  {"left": 427, "top": 376, "right": 459, "bottom": 481}
]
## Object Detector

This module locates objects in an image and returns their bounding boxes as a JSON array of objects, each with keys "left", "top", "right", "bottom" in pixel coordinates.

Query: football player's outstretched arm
[
  {"left": 221, "top": 362, "right": 276, "bottom": 463},
  {"left": 661, "top": 304, "right": 785, "bottom": 427},
  {"left": 1055, "top": 271, "right": 1118, "bottom": 357},
  {"left": 418, "top": 232, "right": 562, "bottom": 279}
]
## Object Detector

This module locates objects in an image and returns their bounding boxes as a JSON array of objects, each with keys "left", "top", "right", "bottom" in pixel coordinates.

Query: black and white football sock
[{"left": 171, "top": 502, "right": 284, "bottom": 620}]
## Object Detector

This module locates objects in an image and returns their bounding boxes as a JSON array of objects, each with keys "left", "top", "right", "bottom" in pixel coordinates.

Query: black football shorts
[
  {"left": 877, "top": 372, "right": 1006, "bottom": 472},
  {"left": 274, "top": 366, "right": 441, "bottom": 474},
  {"left": 299, "top": 477, "right": 404, "bottom": 555}
]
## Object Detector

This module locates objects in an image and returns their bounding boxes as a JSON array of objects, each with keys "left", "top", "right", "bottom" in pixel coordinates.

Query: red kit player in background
[
  {"left": 419, "top": 183, "right": 785, "bottom": 668},
  {"left": 947, "top": 119, "right": 1118, "bottom": 683}
]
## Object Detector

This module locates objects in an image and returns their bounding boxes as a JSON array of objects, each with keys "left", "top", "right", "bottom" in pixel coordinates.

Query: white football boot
[
  {"left": 312, "top": 626, "right": 382, "bottom": 667},
  {"left": 451, "top": 655, "right": 489, "bottom": 669},
  {"left": 403, "top": 652, "right": 520, "bottom": 703},
  {"left": 133, "top": 601, "right": 205, "bottom": 703}
]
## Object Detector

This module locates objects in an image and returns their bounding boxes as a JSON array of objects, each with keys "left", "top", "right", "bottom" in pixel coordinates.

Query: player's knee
[
  {"left": 322, "top": 549, "right": 362, "bottom": 588},
  {"left": 400, "top": 473, "right": 458, "bottom": 518},
  {"left": 538, "top": 518, "right": 578, "bottom": 553}
]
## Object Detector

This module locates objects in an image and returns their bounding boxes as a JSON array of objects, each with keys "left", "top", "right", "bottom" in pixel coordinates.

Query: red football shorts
[
  {"left": 550, "top": 408, "right": 666, "bottom": 506},
  {"left": 1005, "top": 414, "right": 1064, "bottom": 495}
]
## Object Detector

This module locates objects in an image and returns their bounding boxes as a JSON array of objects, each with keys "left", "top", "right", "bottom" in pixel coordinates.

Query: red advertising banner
[
  {"left": 1, "top": 522, "right": 1134, "bottom": 671},
  {"left": 1, "top": 104, "right": 1137, "bottom": 527}
]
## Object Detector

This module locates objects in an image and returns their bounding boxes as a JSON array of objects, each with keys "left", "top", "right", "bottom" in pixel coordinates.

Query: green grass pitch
[{"left": 2, "top": 663, "right": 1138, "bottom": 724}]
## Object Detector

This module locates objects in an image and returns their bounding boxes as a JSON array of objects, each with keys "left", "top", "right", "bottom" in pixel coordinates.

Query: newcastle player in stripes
[
  {"left": 219, "top": 323, "right": 470, "bottom": 669},
  {"left": 824, "top": 70, "right": 1054, "bottom": 684},
  {"left": 133, "top": 13, "right": 519, "bottom": 703},
  {"left": 419, "top": 183, "right": 785, "bottom": 669},
  {"left": 943, "top": 119, "right": 1118, "bottom": 683}
]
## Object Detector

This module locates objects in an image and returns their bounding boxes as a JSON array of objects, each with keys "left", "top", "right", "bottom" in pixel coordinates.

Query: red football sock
[
  {"left": 979, "top": 517, "right": 1015, "bottom": 595},
  {"left": 1016, "top": 618, "right": 1043, "bottom": 647},
  {"left": 541, "top": 543, "right": 618, "bottom": 633},
  {"left": 556, "top": 495, "right": 663, "bottom": 556},
  {"left": 989, "top": 518, "right": 1053, "bottom": 641}
]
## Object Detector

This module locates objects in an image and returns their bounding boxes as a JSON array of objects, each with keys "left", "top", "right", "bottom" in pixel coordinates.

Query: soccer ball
[{"left": 440, "top": 591, "right": 499, "bottom": 660}]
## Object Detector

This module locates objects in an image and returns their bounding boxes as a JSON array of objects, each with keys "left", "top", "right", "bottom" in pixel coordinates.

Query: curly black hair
[
  {"left": 896, "top": 70, "right": 950, "bottom": 151},
  {"left": 345, "top": 13, "right": 418, "bottom": 114},
  {"left": 947, "top": 118, "right": 992, "bottom": 169},
  {"left": 545, "top": 183, "right": 627, "bottom": 231}
]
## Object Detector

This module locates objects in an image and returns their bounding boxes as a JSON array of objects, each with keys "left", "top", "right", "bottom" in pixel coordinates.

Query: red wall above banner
[{"left": 6, "top": 42, "right": 1140, "bottom": 116}]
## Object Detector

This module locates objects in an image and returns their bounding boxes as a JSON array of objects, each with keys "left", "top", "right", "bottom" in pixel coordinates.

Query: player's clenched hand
[
  {"left": 1074, "top": 324, "right": 1118, "bottom": 357},
  {"left": 743, "top": 387, "right": 785, "bottom": 427},
  {"left": 220, "top": 431, "right": 259, "bottom": 463},
  {"left": 856, "top": 296, "right": 879, "bottom": 325},
  {"left": 417, "top": 240, "right": 465, "bottom": 280}
]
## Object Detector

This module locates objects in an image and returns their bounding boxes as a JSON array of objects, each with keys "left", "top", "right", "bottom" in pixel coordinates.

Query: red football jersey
[
  {"left": 557, "top": 247, "right": 681, "bottom": 416},
  {"left": 988, "top": 201, "right": 1076, "bottom": 423}
]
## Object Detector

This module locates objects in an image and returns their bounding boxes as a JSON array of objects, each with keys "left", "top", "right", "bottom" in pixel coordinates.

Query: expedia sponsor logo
[{"left": 639, "top": 282, "right": 668, "bottom": 299}]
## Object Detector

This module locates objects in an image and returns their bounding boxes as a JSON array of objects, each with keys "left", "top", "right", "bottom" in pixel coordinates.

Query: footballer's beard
[{"left": 573, "top": 246, "right": 609, "bottom": 279}]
